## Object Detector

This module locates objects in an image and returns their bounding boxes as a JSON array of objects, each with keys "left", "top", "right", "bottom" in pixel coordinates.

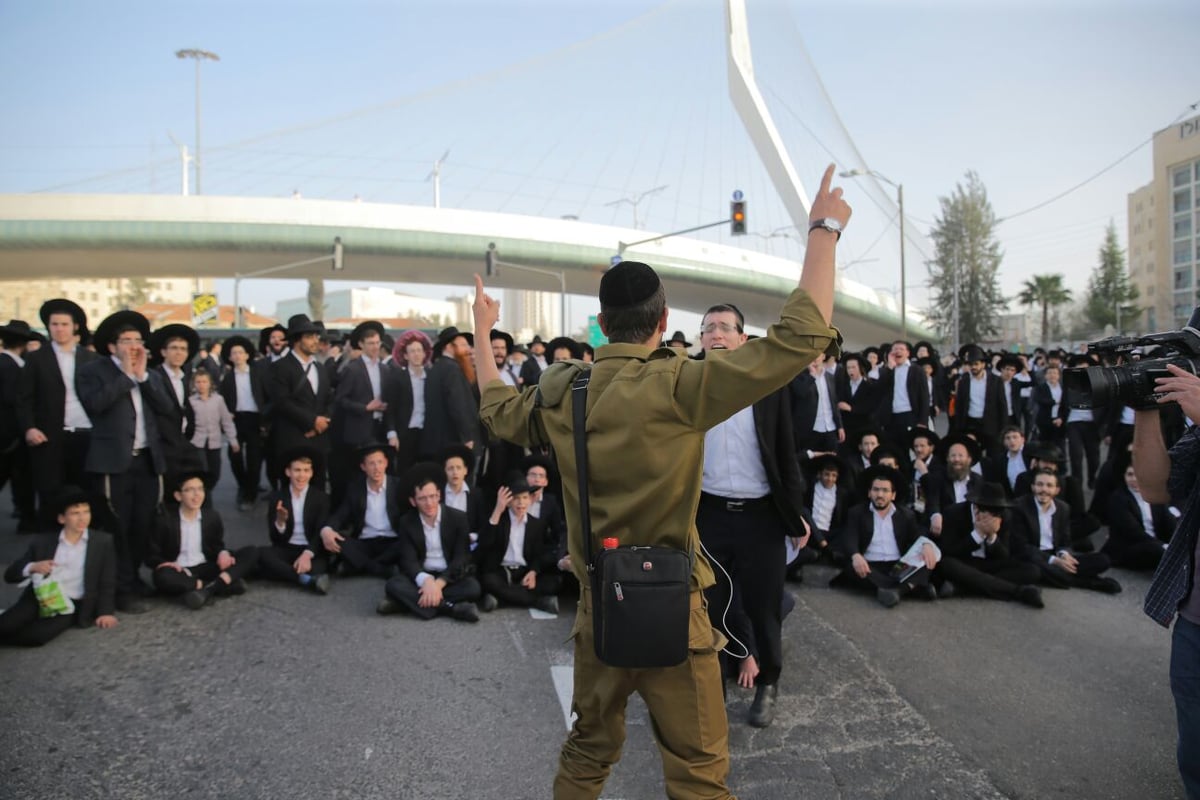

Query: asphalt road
[{"left": 0, "top": 475, "right": 1184, "bottom": 800}]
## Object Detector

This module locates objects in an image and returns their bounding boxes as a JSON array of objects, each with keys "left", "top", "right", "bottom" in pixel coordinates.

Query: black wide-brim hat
[
  {"left": 937, "top": 431, "right": 984, "bottom": 465},
  {"left": 1030, "top": 443, "right": 1066, "bottom": 466},
  {"left": 665, "top": 330, "right": 692, "bottom": 348},
  {"left": 966, "top": 481, "right": 1012, "bottom": 510},
  {"left": 399, "top": 461, "right": 445, "bottom": 496},
  {"left": 222, "top": 335, "right": 255, "bottom": 363},
  {"left": 149, "top": 323, "right": 200, "bottom": 362},
  {"left": 435, "top": 326, "right": 474, "bottom": 353},
  {"left": 521, "top": 453, "right": 554, "bottom": 477},
  {"left": 92, "top": 310, "right": 150, "bottom": 354},
  {"left": 546, "top": 336, "right": 582, "bottom": 362},
  {"left": 841, "top": 351, "right": 870, "bottom": 374},
  {"left": 996, "top": 354, "right": 1024, "bottom": 371},
  {"left": 39, "top": 298, "right": 89, "bottom": 340},
  {"left": 489, "top": 329, "right": 515, "bottom": 353},
  {"left": 905, "top": 427, "right": 941, "bottom": 451},
  {"left": 857, "top": 464, "right": 905, "bottom": 497},
  {"left": 504, "top": 469, "right": 534, "bottom": 496},
  {"left": 281, "top": 445, "right": 323, "bottom": 472},
  {"left": 0, "top": 319, "right": 37, "bottom": 342},
  {"left": 285, "top": 314, "right": 322, "bottom": 341},
  {"left": 803, "top": 452, "right": 846, "bottom": 478},
  {"left": 349, "top": 320, "right": 386, "bottom": 349},
  {"left": 848, "top": 426, "right": 883, "bottom": 449},
  {"left": 355, "top": 441, "right": 392, "bottom": 464},
  {"left": 52, "top": 484, "right": 92, "bottom": 516},
  {"left": 959, "top": 344, "right": 987, "bottom": 364}
]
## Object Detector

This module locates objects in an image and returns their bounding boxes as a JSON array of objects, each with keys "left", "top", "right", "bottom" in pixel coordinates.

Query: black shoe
[
  {"left": 534, "top": 595, "right": 559, "bottom": 615},
  {"left": 480, "top": 593, "right": 499, "bottom": 612},
  {"left": 334, "top": 560, "right": 353, "bottom": 578},
  {"left": 450, "top": 601, "right": 480, "bottom": 623},
  {"left": 937, "top": 580, "right": 956, "bottom": 599},
  {"left": 914, "top": 583, "right": 938, "bottom": 601},
  {"left": 748, "top": 684, "right": 778, "bottom": 728},
  {"left": 1071, "top": 537, "right": 1096, "bottom": 553},
  {"left": 116, "top": 594, "right": 152, "bottom": 614},
  {"left": 376, "top": 597, "right": 401, "bottom": 616},
  {"left": 183, "top": 587, "right": 213, "bottom": 610},
  {"left": 225, "top": 578, "right": 248, "bottom": 596},
  {"left": 876, "top": 588, "right": 901, "bottom": 608},
  {"left": 1014, "top": 585, "right": 1044, "bottom": 608},
  {"left": 310, "top": 574, "right": 331, "bottom": 595},
  {"left": 1089, "top": 576, "right": 1122, "bottom": 594}
]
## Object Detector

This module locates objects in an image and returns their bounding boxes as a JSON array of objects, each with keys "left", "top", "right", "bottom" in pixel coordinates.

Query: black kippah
[{"left": 599, "top": 261, "right": 661, "bottom": 309}]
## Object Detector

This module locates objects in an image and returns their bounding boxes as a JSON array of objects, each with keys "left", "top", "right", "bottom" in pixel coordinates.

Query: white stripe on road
[{"left": 551, "top": 664, "right": 576, "bottom": 730}]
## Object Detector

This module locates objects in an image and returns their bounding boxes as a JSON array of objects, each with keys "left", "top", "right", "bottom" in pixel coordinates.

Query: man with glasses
[{"left": 76, "top": 310, "right": 172, "bottom": 613}]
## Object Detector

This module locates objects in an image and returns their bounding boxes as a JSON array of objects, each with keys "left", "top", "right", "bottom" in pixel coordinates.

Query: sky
[{"left": 1, "top": 0, "right": 1197, "bottom": 337}]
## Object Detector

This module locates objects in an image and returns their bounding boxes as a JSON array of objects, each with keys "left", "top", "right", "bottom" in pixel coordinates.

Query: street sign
[
  {"left": 191, "top": 292, "right": 219, "bottom": 327},
  {"left": 732, "top": 189, "right": 744, "bottom": 201}
]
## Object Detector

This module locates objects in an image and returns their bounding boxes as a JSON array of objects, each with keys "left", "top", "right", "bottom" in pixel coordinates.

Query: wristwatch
[{"left": 808, "top": 218, "right": 843, "bottom": 240}]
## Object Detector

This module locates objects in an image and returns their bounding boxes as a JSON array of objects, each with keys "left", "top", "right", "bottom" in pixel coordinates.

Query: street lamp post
[
  {"left": 840, "top": 169, "right": 907, "bottom": 339},
  {"left": 175, "top": 48, "right": 220, "bottom": 195}
]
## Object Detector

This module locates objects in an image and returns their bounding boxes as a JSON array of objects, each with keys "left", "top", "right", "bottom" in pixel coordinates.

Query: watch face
[{"left": 824, "top": 218, "right": 842, "bottom": 232}]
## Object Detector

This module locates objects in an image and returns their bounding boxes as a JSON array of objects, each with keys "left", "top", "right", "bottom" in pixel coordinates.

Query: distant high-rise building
[
  {"left": 0, "top": 277, "right": 213, "bottom": 329},
  {"left": 1129, "top": 113, "right": 1200, "bottom": 332},
  {"left": 506, "top": 289, "right": 561, "bottom": 342}
]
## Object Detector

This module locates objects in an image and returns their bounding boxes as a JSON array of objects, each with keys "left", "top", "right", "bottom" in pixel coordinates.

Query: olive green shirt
[{"left": 479, "top": 288, "right": 841, "bottom": 590}]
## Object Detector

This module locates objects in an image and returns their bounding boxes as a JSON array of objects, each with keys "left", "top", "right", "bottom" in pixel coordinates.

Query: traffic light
[
  {"left": 730, "top": 200, "right": 747, "bottom": 235},
  {"left": 485, "top": 243, "right": 498, "bottom": 277}
]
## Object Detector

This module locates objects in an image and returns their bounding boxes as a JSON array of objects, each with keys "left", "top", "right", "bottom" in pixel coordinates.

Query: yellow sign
[{"left": 191, "top": 293, "right": 219, "bottom": 327}]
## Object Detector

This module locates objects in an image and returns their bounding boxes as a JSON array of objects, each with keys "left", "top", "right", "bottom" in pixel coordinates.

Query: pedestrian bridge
[{"left": 0, "top": 193, "right": 929, "bottom": 346}]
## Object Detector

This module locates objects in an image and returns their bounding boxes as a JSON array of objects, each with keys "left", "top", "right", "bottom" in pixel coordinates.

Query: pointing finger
[
  {"left": 818, "top": 163, "right": 835, "bottom": 196},
  {"left": 474, "top": 273, "right": 486, "bottom": 300}
]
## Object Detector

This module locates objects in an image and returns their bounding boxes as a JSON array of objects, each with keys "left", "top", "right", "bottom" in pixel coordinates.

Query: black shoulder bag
[{"left": 572, "top": 371, "right": 692, "bottom": 669}]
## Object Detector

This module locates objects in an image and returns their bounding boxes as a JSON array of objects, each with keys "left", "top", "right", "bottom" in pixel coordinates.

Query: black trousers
[
  {"left": 384, "top": 574, "right": 481, "bottom": 619},
  {"left": 797, "top": 430, "right": 840, "bottom": 457},
  {"left": 479, "top": 565, "right": 562, "bottom": 607},
  {"left": 936, "top": 556, "right": 1039, "bottom": 600},
  {"left": 228, "top": 412, "right": 264, "bottom": 503},
  {"left": 883, "top": 411, "right": 918, "bottom": 452},
  {"left": 30, "top": 429, "right": 91, "bottom": 531},
  {"left": 339, "top": 536, "right": 405, "bottom": 578},
  {"left": 1067, "top": 420, "right": 1101, "bottom": 485},
  {"left": 960, "top": 417, "right": 999, "bottom": 459},
  {"left": 90, "top": 453, "right": 160, "bottom": 596},
  {"left": 1034, "top": 551, "right": 1111, "bottom": 588},
  {"left": 0, "top": 440, "right": 35, "bottom": 528},
  {"left": 258, "top": 543, "right": 328, "bottom": 583},
  {"left": 389, "top": 428, "right": 421, "bottom": 477},
  {"left": 1104, "top": 540, "right": 1166, "bottom": 571},
  {"left": 151, "top": 546, "right": 259, "bottom": 596},
  {"left": 833, "top": 560, "right": 929, "bottom": 593},
  {"left": 697, "top": 493, "right": 787, "bottom": 687},
  {"left": 0, "top": 589, "right": 78, "bottom": 647}
]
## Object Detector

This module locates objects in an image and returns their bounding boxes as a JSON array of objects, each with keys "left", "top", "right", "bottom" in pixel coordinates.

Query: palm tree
[{"left": 1018, "top": 273, "right": 1072, "bottom": 345}]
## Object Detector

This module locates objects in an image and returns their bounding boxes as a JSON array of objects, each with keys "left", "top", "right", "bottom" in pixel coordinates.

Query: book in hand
[{"left": 891, "top": 535, "right": 941, "bottom": 584}]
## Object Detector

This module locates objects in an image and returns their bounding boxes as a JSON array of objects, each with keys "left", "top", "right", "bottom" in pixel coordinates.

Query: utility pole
[{"left": 175, "top": 48, "right": 219, "bottom": 195}]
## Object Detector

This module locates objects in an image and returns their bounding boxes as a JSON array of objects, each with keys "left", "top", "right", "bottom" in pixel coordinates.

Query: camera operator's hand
[{"left": 1157, "top": 364, "right": 1200, "bottom": 423}]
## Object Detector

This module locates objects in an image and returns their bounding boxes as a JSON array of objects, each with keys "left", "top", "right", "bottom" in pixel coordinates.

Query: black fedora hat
[
  {"left": 1030, "top": 442, "right": 1066, "bottom": 466},
  {"left": 996, "top": 353, "right": 1024, "bottom": 371},
  {"left": 435, "top": 326, "right": 473, "bottom": 353},
  {"left": 0, "top": 319, "right": 37, "bottom": 342},
  {"left": 527, "top": 334, "right": 546, "bottom": 349},
  {"left": 356, "top": 441, "right": 392, "bottom": 464},
  {"left": 521, "top": 452, "right": 554, "bottom": 477},
  {"left": 842, "top": 351, "right": 870, "bottom": 375},
  {"left": 149, "top": 323, "right": 200, "bottom": 362},
  {"left": 285, "top": 314, "right": 322, "bottom": 341},
  {"left": 848, "top": 426, "right": 883, "bottom": 449},
  {"left": 906, "top": 427, "right": 941, "bottom": 452},
  {"left": 959, "top": 344, "right": 987, "bottom": 364},
  {"left": 858, "top": 464, "right": 905, "bottom": 496},
  {"left": 966, "top": 481, "right": 1012, "bottom": 510},
  {"left": 441, "top": 443, "right": 474, "bottom": 476},
  {"left": 221, "top": 335, "right": 255, "bottom": 364},
  {"left": 937, "top": 431, "right": 983, "bottom": 465},
  {"left": 664, "top": 330, "right": 692, "bottom": 348},
  {"left": 52, "top": 484, "right": 92, "bottom": 516},
  {"left": 504, "top": 469, "right": 534, "bottom": 496},
  {"left": 92, "top": 310, "right": 150, "bottom": 354},
  {"left": 400, "top": 461, "right": 445, "bottom": 496},
  {"left": 281, "top": 445, "right": 322, "bottom": 470},
  {"left": 349, "top": 320, "right": 386, "bottom": 349},
  {"left": 489, "top": 329, "right": 515, "bottom": 353},
  {"left": 546, "top": 336, "right": 582, "bottom": 363},
  {"left": 803, "top": 452, "right": 846, "bottom": 478},
  {"left": 39, "top": 298, "right": 89, "bottom": 341}
]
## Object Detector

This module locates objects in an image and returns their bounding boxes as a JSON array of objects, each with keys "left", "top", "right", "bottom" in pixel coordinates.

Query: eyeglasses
[
  {"left": 116, "top": 337, "right": 144, "bottom": 346},
  {"left": 701, "top": 322, "right": 741, "bottom": 335}
]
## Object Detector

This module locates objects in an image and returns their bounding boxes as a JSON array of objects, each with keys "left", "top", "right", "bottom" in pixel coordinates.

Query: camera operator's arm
[{"left": 1133, "top": 410, "right": 1171, "bottom": 504}]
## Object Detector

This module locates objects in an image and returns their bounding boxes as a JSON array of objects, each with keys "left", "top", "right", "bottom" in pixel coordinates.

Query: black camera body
[{"left": 1064, "top": 312, "right": 1200, "bottom": 410}]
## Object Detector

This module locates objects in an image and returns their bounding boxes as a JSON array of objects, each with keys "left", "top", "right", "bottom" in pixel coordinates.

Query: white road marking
[
  {"left": 550, "top": 665, "right": 576, "bottom": 730},
  {"left": 529, "top": 608, "right": 557, "bottom": 619}
]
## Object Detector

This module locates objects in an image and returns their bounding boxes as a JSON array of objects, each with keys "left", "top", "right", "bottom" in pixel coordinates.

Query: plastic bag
[{"left": 32, "top": 573, "right": 76, "bottom": 618}]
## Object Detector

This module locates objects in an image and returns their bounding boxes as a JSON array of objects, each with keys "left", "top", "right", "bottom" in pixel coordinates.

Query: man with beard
[
  {"left": 951, "top": 344, "right": 1008, "bottom": 457},
  {"left": 18, "top": 299, "right": 98, "bottom": 531},
  {"left": 421, "top": 327, "right": 478, "bottom": 459},
  {"left": 268, "top": 315, "right": 333, "bottom": 489},
  {"left": 1010, "top": 468, "right": 1121, "bottom": 592},
  {"left": 908, "top": 428, "right": 942, "bottom": 520},
  {"left": 925, "top": 433, "right": 983, "bottom": 538},
  {"left": 831, "top": 465, "right": 936, "bottom": 608}
]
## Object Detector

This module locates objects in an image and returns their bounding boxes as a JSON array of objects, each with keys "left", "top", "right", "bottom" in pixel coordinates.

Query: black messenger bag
[{"left": 572, "top": 372, "right": 692, "bottom": 669}]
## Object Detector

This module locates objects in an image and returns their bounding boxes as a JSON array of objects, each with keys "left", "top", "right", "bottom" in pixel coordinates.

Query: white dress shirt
[
  {"left": 361, "top": 480, "right": 396, "bottom": 539},
  {"left": 863, "top": 505, "right": 902, "bottom": 562},
  {"left": 178, "top": 512, "right": 206, "bottom": 568},
  {"left": 233, "top": 369, "right": 259, "bottom": 413},
  {"left": 702, "top": 406, "right": 770, "bottom": 499},
  {"left": 503, "top": 510, "right": 529, "bottom": 568},
  {"left": 1037, "top": 501, "right": 1056, "bottom": 552},
  {"left": 812, "top": 483, "right": 837, "bottom": 531},
  {"left": 409, "top": 370, "right": 426, "bottom": 429},
  {"left": 1132, "top": 489, "right": 1156, "bottom": 537},
  {"left": 891, "top": 363, "right": 912, "bottom": 413},
  {"left": 444, "top": 483, "right": 470, "bottom": 515},
  {"left": 54, "top": 342, "right": 92, "bottom": 430},
  {"left": 26, "top": 530, "right": 90, "bottom": 600},
  {"left": 416, "top": 510, "right": 448, "bottom": 586},
  {"left": 293, "top": 351, "right": 319, "bottom": 394},
  {"left": 813, "top": 373, "right": 836, "bottom": 432},
  {"left": 968, "top": 374, "right": 987, "bottom": 419},
  {"left": 111, "top": 356, "right": 149, "bottom": 450}
]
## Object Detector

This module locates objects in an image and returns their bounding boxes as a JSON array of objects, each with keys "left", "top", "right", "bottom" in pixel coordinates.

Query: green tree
[
  {"left": 121, "top": 277, "right": 152, "bottom": 309},
  {"left": 925, "top": 171, "right": 1006, "bottom": 346},
  {"left": 1084, "top": 222, "right": 1139, "bottom": 334},
  {"left": 1017, "top": 273, "right": 1072, "bottom": 346}
]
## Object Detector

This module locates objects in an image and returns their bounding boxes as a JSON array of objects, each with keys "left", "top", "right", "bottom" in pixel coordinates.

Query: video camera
[{"left": 1064, "top": 308, "right": 1200, "bottom": 410}]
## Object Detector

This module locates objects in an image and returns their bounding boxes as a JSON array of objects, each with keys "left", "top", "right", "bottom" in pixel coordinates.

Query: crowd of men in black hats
[{"left": 0, "top": 302, "right": 1181, "bottom": 697}]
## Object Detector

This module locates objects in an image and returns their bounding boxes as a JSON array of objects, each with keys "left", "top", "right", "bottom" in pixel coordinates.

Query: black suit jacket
[
  {"left": 5, "top": 530, "right": 117, "bottom": 625},
  {"left": 154, "top": 363, "right": 197, "bottom": 470},
  {"left": 1104, "top": 488, "right": 1176, "bottom": 558},
  {"left": 265, "top": 486, "right": 331, "bottom": 550},
  {"left": 836, "top": 375, "right": 881, "bottom": 440},
  {"left": 833, "top": 502, "right": 923, "bottom": 564},
  {"left": 219, "top": 365, "right": 267, "bottom": 416},
  {"left": 532, "top": 491, "right": 568, "bottom": 558},
  {"left": 938, "top": 501, "right": 1013, "bottom": 562},
  {"left": 325, "top": 476, "right": 408, "bottom": 539},
  {"left": 519, "top": 358, "right": 543, "bottom": 388},
  {"left": 16, "top": 343, "right": 99, "bottom": 443},
  {"left": 383, "top": 365, "right": 418, "bottom": 432},
  {"left": 76, "top": 358, "right": 171, "bottom": 475},
  {"left": 269, "top": 353, "right": 334, "bottom": 456},
  {"left": 875, "top": 362, "right": 930, "bottom": 427},
  {"left": 1032, "top": 381, "right": 1068, "bottom": 434},
  {"left": 0, "top": 352, "right": 23, "bottom": 448},
  {"left": 802, "top": 481, "right": 853, "bottom": 546},
  {"left": 421, "top": 355, "right": 478, "bottom": 455},
  {"left": 397, "top": 505, "right": 472, "bottom": 584},
  {"left": 790, "top": 370, "right": 843, "bottom": 446},
  {"left": 984, "top": 449, "right": 1032, "bottom": 496},
  {"left": 1008, "top": 495, "right": 1070, "bottom": 563},
  {"left": 479, "top": 512, "right": 556, "bottom": 574},
  {"left": 923, "top": 471, "right": 982, "bottom": 519},
  {"left": 951, "top": 372, "right": 1007, "bottom": 438},
  {"left": 146, "top": 509, "right": 228, "bottom": 568},
  {"left": 752, "top": 386, "right": 809, "bottom": 536},
  {"left": 333, "top": 357, "right": 395, "bottom": 445}
]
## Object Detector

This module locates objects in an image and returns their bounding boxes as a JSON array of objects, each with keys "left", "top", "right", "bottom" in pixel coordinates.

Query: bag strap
[{"left": 571, "top": 371, "right": 594, "bottom": 572}]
